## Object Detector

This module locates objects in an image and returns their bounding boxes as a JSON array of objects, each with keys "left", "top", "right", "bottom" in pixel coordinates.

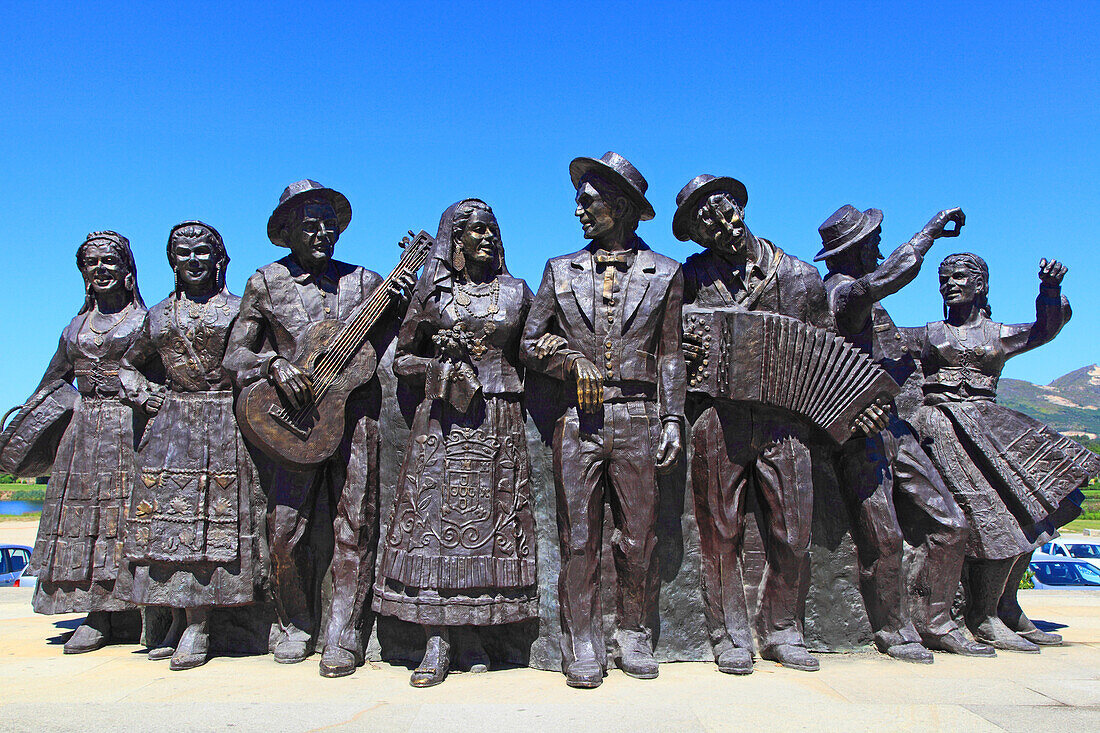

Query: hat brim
[
  {"left": 569, "top": 157, "right": 655, "bottom": 222},
  {"left": 267, "top": 188, "right": 353, "bottom": 246},
  {"left": 672, "top": 177, "right": 749, "bottom": 242},
  {"left": 813, "top": 208, "right": 883, "bottom": 261}
]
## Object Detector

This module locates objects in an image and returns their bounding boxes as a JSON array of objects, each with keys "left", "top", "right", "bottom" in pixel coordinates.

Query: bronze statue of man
[
  {"left": 522, "top": 152, "right": 685, "bottom": 688},
  {"left": 675, "top": 175, "right": 887, "bottom": 674},
  {"left": 818, "top": 204, "right": 992, "bottom": 659},
  {"left": 223, "top": 180, "right": 412, "bottom": 677}
]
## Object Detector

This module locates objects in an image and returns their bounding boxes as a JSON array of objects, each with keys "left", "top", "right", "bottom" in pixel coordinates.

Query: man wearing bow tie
[{"left": 522, "top": 152, "right": 686, "bottom": 688}]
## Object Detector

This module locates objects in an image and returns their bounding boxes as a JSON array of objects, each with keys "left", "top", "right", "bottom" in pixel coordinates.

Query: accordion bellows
[{"left": 684, "top": 308, "right": 900, "bottom": 444}]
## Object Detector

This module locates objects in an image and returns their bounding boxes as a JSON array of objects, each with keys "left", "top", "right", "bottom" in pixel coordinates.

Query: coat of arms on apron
[{"left": 442, "top": 427, "right": 500, "bottom": 549}]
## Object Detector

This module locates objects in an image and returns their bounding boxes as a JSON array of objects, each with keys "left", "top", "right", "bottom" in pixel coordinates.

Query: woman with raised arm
[
  {"left": 373, "top": 199, "right": 537, "bottom": 687},
  {"left": 909, "top": 253, "right": 1098, "bottom": 653},
  {"left": 119, "top": 221, "right": 266, "bottom": 670},
  {"left": 27, "top": 231, "right": 148, "bottom": 653}
]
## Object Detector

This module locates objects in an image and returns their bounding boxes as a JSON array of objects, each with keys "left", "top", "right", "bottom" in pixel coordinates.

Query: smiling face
[
  {"left": 459, "top": 209, "right": 499, "bottom": 268},
  {"left": 285, "top": 199, "right": 339, "bottom": 271},
  {"left": 939, "top": 262, "right": 983, "bottom": 308},
  {"left": 692, "top": 192, "right": 746, "bottom": 254},
  {"left": 80, "top": 242, "right": 129, "bottom": 298},
  {"left": 575, "top": 181, "right": 617, "bottom": 240},
  {"left": 170, "top": 233, "right": 218, "bottom": 294}
]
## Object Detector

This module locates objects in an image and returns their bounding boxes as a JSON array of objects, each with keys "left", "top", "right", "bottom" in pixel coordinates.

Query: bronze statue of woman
[
  {"left": 119, "top": 221, "right": 266, "bottom": 670},
  {"left": 908, "top": 253, "right": 1098, "bottom": 652},
  {"left": 374, "top": 199, "right": 537, "bottom": 687},
  {"left": 27, "top": 231, "right": 148, "bottom": 653}
]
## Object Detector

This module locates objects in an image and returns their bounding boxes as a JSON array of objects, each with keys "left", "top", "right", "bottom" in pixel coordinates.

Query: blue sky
[{"left": 1, "top": 2, "right": 1098, "bottom": 411}]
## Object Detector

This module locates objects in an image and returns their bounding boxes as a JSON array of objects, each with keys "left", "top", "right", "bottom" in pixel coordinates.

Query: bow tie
[{"left": 594, "top": 251, "right": 630, "bottom": 270}]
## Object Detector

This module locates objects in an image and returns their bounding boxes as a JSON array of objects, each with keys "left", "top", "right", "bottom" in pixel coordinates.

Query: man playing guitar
[{"left": 224, "top": 180, "right": 414, "bottom": 678}]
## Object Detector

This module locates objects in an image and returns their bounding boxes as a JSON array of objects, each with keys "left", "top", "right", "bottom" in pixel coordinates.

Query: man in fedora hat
[
  {"left": 224, "top": 179, "right": 415, "bottom": 677},
  {"left": 674, "top": 174, "right": 887, "bottom": 674},
  {"left": 522, "top": 152, "right": 685, "bottom": 688},
  {"left": 818, "top": 204, "right": 992, "bottom": 658}
]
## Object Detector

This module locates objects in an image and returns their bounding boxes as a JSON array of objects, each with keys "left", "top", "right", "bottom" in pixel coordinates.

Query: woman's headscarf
[
  {"left": 76, "top": 230, "right": 145, "bottom": 314},
  {"left": 166, "top": 220, "right": 230, "bottom": 296},
  {"left": 940, "top": 252, "right": 991, "bottom": 318}
]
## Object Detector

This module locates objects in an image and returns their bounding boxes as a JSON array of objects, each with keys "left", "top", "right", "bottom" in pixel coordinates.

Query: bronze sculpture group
[{"left": 3, "top": 153, "right": 1096, "bottom": 689}]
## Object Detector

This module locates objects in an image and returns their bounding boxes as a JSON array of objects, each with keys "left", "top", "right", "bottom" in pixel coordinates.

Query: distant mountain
[{"left": 999, "top": 364, "right": 1100, "bottom": 438}]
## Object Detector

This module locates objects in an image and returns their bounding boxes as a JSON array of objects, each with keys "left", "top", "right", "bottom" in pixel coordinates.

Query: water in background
[{"left": 0, "top": 500, "right": 43, "bottom": 516}]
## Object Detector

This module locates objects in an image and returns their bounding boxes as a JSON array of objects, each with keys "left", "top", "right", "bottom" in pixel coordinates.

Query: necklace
[
  {"left": 85, "top": 305, "right": 130, "bottom": 347},
  {"left": 454, "top": 278, "right": 500, "bottom": 315}
]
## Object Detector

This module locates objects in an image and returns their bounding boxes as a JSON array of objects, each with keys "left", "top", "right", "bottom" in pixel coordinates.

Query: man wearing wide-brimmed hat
[
  {"left": 224, "top": 179, "right": 413, "bottom": 677},
  {"left": 675, "top": 174, "right": 845, "bottom": 674},
  {"left": 521, "top": 152, "right": 685, "bottom": 689},
  {"left": 819, "top": 204, "right": 993, "bottom": 659}
]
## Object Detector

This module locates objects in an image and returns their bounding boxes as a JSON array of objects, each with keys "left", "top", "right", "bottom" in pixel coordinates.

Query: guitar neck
[{"left": 311, "top": 233, "right": 432, "bottom": 392}]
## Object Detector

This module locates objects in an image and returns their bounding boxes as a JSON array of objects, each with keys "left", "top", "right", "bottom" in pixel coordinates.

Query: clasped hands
[{"left": 533, "top": 332, "right": 681, "bottom": 472}]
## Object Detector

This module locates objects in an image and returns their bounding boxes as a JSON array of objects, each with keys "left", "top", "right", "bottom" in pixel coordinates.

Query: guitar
[{"left": 236, "top": 230, "right": 434, "bottom": 469}]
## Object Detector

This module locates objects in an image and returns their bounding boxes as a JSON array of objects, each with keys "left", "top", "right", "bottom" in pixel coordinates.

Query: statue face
[
  {"left": 80, "top": 243, "right": 128, "bottom": 298},
  {"left": 858, "top": 229, "right": 883, "bottom": 272},
  {"left": 286, "top": 200, "right": 338, "bottom": 270},
  {"left": 575, "top": 181, "right": 616, "bottom": 240},
  {"left": 171, "top": 235, "right": 217, "bottom": 292},
  {"left": 939, "top": 263, "right": 983, "bottom": 307},
  {"left": 693, "top": 193, "right": 745, "bottom": 254},
  {"left": 459, "top": 209, "right": 498, "bottom": 267}
]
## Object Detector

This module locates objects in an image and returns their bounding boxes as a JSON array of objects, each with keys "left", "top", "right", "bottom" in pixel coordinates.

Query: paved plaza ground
[{"left": 2, "top": 519, "right": 1099, "bottom": 732}]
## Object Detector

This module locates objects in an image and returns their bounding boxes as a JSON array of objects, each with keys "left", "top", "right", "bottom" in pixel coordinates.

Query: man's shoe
[
  {"left": 885, "top": 642, "right": 934, "bottom": 664},
  {"left": 63, "top": 613, "right": 110, "bottom": 655},
  {"left": 923, "top": 630, "right": 995, "bottom": 657},
  {"left": 273, "top": 626, "right": 314, "bottom": 664},
  {"left": 614, "top": 630, "right": 659, "bottom": 679},
  {"left": 319, "top": 646, "right": 360, "bottom": 678},
  {"left": 1019, "top": 628, "right": 1063, "bottom": 646},
  {"left": 565, "top": 659, "right": 604, "bottom": 689},
  {"left": 761, "top": 644, "right": 819, "bottom": 672},
  {"left": 169, "top": 621, "right": 210, "bottom": 671},
  {"left": 971, "top": 618, "right": 1040, "bottom": 654},
  {"left": 716, "top": 648, "right": 754, "bottom": 675}
]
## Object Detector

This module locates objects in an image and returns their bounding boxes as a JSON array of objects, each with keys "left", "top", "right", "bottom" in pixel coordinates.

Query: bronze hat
[
  {"left": 672, "top": 174, "right": 748, "bottom": 242},
  {"left": 267, "top": 179, "right": 352, "bottom": 247},
  {"left": 569, "top": 151, "right": 655, "bottom": 222},
  {"left": 814, "top": 204, "right": 883, "bottom": 262}
]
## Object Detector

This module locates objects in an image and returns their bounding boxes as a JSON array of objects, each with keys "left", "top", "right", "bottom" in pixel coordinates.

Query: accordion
[{"left": 684, "top": 308, "right": 900, "bottom": 444}]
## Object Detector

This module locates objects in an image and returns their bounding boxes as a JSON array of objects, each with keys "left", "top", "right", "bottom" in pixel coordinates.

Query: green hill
[{"left": 999, "top": 364, "right": 1100, "bottom": 438}]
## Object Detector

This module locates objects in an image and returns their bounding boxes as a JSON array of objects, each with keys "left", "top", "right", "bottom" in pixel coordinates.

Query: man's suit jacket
[
  {"left": 223, "top": 256, "right": 387, "bottom": 390},
  {"left": 521, "top": 241, "right": 686, "bottom": 422}
]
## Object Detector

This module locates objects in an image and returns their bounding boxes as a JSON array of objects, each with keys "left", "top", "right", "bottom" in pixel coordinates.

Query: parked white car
[
  {"left": 1040, "top": 537, "right": 1100, "bottom": 569},
  {"left": 1029, "top": 552, "right": 1100, "bottom": 589}
]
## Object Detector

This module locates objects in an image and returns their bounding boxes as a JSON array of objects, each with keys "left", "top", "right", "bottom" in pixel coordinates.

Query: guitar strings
[{"left": 284, "top": 239, "right": 429, "bottom": 423}]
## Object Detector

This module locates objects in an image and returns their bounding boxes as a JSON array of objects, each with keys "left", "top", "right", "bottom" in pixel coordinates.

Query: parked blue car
[
  {"left": 1029, "top": 553, "right": 1100, "bottom": 589},
  {"left": 0, "top": 544, "right": 34, "bottom": 588}
]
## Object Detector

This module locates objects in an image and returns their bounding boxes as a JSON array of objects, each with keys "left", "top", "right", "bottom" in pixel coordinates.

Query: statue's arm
[
  {"left": 392, "top": 289, "right": 434, "bottom": 384},
  {"left": 832, "top": 238, "right": 928, "bottom": 335},
  {"left": 520, "top": 262, "right": 581, "bottom": 381},
  {"left": 223, "top": 272, "right": 277, "bottom": 388},
  {"left": 1001, "top": 259, "right": 1071, "bottom": 359},
  {"left": 34, "top": 331, "right": 75, "bottom": 393},
  {"left": 657, "top": 267, "right": 686, "bottom": 424},
  {"left": 119, "top": 313, "right": 165, "bottom": 412}
]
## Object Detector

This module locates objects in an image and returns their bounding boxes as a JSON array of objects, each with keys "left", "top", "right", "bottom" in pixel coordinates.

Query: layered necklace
[{"left": 452, "top": 275, "right": 500, "bottom": 361}]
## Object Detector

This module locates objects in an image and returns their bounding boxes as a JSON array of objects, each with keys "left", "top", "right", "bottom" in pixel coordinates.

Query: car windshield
[
  {"left": 1031, "top": 561, "right": 1100, "bottom": 586},
  {"left": 1068, "top": 544, "right": 1100, "bottom": 559}
]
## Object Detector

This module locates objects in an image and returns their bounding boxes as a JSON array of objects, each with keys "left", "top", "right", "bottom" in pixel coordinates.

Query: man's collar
[{"left": 285, "top": 256, "right": 339, "bottom": 285}]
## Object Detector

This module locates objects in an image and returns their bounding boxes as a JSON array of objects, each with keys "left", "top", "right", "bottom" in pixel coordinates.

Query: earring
[{"left": 453, "top": 245, "right": 466, "bottom": 273}]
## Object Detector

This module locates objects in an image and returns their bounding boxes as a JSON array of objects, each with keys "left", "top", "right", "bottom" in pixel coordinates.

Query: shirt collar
[{"left": 285, "top": 256, "right": 339, "bottom": 287}]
